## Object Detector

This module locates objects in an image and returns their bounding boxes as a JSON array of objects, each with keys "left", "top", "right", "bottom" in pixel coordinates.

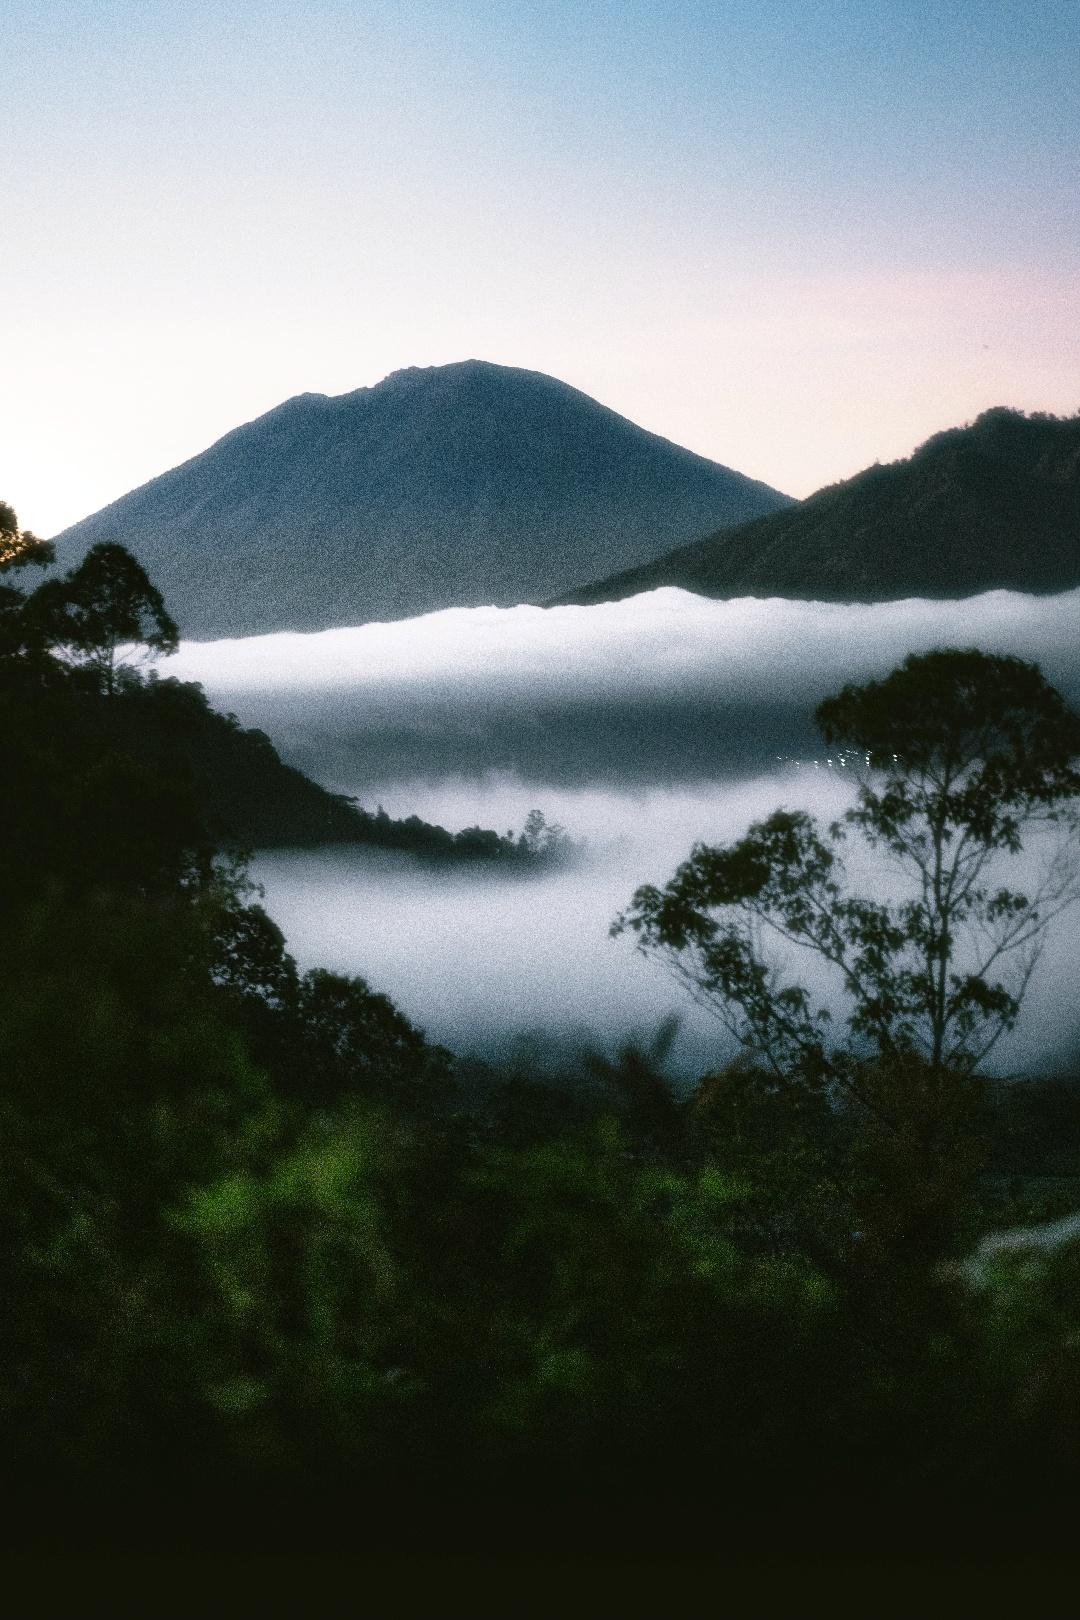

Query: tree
[
  {"left": 516, "top": 809, "right": 573, "bottom": 863},
  {"left": 0, "top": 500, "right": 54, "bottom": 662},
  {"left": 0, "top": 500, "right": 53, "bottom": 576},
  {"left": 31, "top": 541, "right": 178, "bottom": 693},
  {"left": 615, "top": 651, "right": 1080, "bottom": 1084}
]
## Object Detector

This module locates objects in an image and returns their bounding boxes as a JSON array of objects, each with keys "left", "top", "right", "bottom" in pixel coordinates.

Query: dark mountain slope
[
  {"left": 559, "top": 409, "right": 1080, "bottom": 606},
  {"left": 86, "top": 675, "right": 557, "bottom": 863},
  {"left": 52, "top": 361, "right": 790, "bottom": 637}
]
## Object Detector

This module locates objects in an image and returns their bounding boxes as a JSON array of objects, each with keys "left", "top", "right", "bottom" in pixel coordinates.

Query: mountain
[
  {"left": 51, "top": 361, "right": 790, "bottom": 638},
  {"left": 558, "top": 409, "right": 1080, "bottom": 607}
]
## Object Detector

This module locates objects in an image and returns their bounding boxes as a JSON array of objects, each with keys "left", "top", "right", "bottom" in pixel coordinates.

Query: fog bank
[
  {"left": 252, "top": 770, "right": 1080, "bottom": 1080},
  {"left": 168, "top": 586, "right": 1080, "bottom": 1078},
  {"left": 166, "top": 586, "right": 1080, "bottom": 789},
  {"left": 251, "top": 772, "right": 856, "bottom": 1080}
]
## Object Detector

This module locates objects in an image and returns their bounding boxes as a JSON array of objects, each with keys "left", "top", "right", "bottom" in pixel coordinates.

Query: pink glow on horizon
[{"left": 8, "top": 263, "right": 1076, "bottom": 538}]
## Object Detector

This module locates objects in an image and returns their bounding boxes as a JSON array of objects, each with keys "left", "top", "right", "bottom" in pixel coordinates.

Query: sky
[{"left": 4, "top": 0, "right": 1079, "bottom": 536}]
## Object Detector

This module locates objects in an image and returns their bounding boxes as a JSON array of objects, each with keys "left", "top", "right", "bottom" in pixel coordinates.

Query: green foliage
[
  {"left": 0, "top": 892, "right": 279, "bottom": 1474},
  {"left": 428, "top": 1115, "right": 841, "bottom": 1483},
  {"left": 688, "top": 1057, "right": 854, "bottom": 1263},
  {"left": 6, "top": 509, "right": 1080, "bottom": 1522},
  {"left": 170, "top": 1104, "right": 417, "bottom": 1472},
  {"left": 582, "top": 1016, "right": 687, "bottom": 1161},
  {"left": 959, "top": 1216, "right": 1080, "bottom": 1480}
]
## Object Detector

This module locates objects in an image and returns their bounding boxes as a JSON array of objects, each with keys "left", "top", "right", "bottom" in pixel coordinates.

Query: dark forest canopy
[
  {"left": 2, "top": 520, "right": 565, "bottom": 867},
  {"left": 59, "top": 669, "right": 574, "bottom": 863},
  {"left": 6, "top": 504, "right": 1080, "bottom": 1562},
  {"left": 560, "top": 408, "right": 1080, "bottom": 607}
]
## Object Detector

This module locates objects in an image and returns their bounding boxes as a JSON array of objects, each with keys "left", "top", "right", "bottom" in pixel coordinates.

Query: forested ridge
[
  {"left": 47, "top": 671, "right": 569, "bottom": 863},
  {"left": 5, "top": 501, "right": 1080, "bottom": 1564},
  {"left": 561, "top": 407, "right": 1080, "bottom": 607},
  {"left": 3, "top": 509, "right": 562, "bottom": 864}
]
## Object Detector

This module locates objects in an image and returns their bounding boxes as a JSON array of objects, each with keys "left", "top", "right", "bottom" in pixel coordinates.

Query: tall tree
[
  {"left": 615, "top": 650, "right": 1080, "bottom": 1081},
  {"left": 0, "top": 501, "right": 55, "bottom": 662},
  {"left": 31, "top": 541, "right": 179, "bottom": 693}
]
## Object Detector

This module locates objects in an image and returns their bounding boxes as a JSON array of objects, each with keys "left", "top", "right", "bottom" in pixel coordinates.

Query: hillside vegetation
[
  {"left": 6, "top": 499, "right": 1080, "bottom": 1563},
  {"left": 561, "top": 408, "right": 1080, "bottom": 606},
  {"left": 75, "top": 673, "right": 565, "bottom": 862}
]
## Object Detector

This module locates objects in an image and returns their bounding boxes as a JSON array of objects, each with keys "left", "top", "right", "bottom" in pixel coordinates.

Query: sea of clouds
[
  {"left": 167, "top": 586, "right": 1080, "bottom": 789},
  {"left": 165, "top": 586, "right": 1080, "bottom": 1077}
]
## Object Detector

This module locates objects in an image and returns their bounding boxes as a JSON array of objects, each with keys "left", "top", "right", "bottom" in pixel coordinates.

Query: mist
[
  {"left": 166, "top": 585, "right": 1080, "bottom": 789},
  {"left": 250, "top": 768, "right": 1080, "bottom": 1081},
  {"left": 166, "top": 586, "right": 1080, "bottom": 1079},
  {"left": 250, "top": 772, "right": 856, "bottom": 1080}
]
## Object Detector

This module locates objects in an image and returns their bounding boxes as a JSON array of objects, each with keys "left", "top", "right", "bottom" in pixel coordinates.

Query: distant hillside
[
  {"left": 558, "top": 409, "right": 1080, "bottom": 606},
  {"left": 52, "top": 361, "right": 790, "bottom": 638},
  {"left": 101, "top": 675, "right": 564, "bottom": 864}
]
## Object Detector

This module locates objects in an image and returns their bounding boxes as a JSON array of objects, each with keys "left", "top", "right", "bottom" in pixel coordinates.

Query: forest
[{"left": 4, "top": 502, "right": 1080, "bottom": 1562}]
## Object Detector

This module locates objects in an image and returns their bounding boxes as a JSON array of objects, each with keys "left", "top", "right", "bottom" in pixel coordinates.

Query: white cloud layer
[
  {"left": 168, "top": 585, "right": 1080, "bottom": 714},
  {"left": 164, "top": 585, "right": 1080, "bottom": 790},
  {"left": 163, "top": 585, "right": 1080, "bottom": 1077}
]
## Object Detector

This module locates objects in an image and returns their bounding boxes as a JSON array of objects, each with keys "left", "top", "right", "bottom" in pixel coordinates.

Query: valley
[{"left": 169, "top": 582, "right": 1080, "bottom": 1079}]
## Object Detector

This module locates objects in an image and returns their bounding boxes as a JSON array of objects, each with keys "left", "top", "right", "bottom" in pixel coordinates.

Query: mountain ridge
[
  {"left": 555, "top": 408, "right": 1080, "bottom": 608},
  {"left": 52, "top": 360, "right": 791, "bottom": 638}
]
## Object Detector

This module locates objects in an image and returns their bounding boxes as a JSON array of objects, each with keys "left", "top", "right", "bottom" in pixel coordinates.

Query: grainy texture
[
  {"left": 561, "top": 408, "right": 1080, "bottom": 606},
  {"left": 52, "top": 361, "right": 789, "bottom": 637}
]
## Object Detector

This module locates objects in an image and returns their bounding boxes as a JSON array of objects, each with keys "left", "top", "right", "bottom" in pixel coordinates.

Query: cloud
[
  {"left": 163, "top": 586, "right": 1080, "bottom": 1076},
  {"left": 165, "top": 585, "right": 1080, "bottom": 788}
]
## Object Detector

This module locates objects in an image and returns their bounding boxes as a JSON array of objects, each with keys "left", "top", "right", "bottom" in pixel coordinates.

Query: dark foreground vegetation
[
  {"left": 4, "top": 503, "right": 1080, "bottom": 1567},
  {"left": 6, "top": 506, "right": 568, "bottom": 867}
]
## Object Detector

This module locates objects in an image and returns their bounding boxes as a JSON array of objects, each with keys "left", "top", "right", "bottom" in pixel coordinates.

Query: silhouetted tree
[
  {"left": 0, "top": 501, "right": 54, "bottom": 664},
  {"left": 10, "top": 503, "right": 1080, "bottom": 1523},
  {"left": 616, "top": 650, "right": 1080, "bottom": 1083},
  {"left": 0, "top": 501, "right": 53, "bottom": 575},
  {"left": 584, "top": 1016, "right": 688, "bottom": 1163},
  {"left": 31, "top": 541, "right": 178, "bottom": 693},
  {"left": 517, "top": 808, "right": 573, "bottom": 861}
]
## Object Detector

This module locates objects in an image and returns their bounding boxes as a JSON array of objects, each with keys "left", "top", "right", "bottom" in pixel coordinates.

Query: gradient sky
[{"left": 4, "top": 0, "right": 1079, "bottom": 536}]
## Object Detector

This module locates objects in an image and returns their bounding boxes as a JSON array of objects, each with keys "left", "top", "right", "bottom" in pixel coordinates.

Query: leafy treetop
[
  {"left": 0, "top": 501, "right": 54, "bottom": 575},
  {"left": 616, "top": 649, "right": 1080, "bottom": 1080},
  {"left": 30, "top": 540, "right": 179, "bottom": 693}
]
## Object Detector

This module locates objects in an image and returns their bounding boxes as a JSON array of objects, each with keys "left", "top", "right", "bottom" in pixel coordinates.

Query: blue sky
[{"left": 4, "top": 0, "right": 1079, "bottom": 533}]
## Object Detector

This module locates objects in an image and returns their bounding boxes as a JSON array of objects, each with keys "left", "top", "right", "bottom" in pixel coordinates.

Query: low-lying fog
[
  {"left": 250, "top": 773, "right": 856, "bottom": 1082},
  {"left": 167, "top": 587, "right": 1080, "bottom": 1080}
]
